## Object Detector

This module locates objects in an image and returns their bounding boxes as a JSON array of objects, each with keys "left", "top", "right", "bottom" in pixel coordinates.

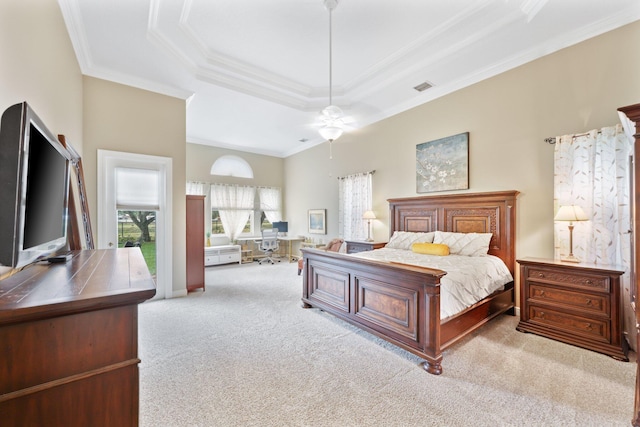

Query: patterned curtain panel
[
  {"left": 554, "top": 123, "right": 635, "bottom": 349},
  {"left": 338, "top": 172, "right": 373, "bottom": 240},
  {"left": 259, "top": 187, "right": 282, "bottom": 224},
  {"left": 210, "top": 184, "right": 255, "bottom": 241}
]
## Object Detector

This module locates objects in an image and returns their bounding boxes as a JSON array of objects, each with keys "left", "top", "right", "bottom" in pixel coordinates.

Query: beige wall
[
  {"left": 186, "top": 143, "right": 284, "bottom": 188},
  {"left": 0, "top": 0, "right": 82, "bottom": 276},
  {"left": 0, "top": 0, "right": 83, "bottom": 153},
  {"left": 284, "top": 20, "right": 640, "bottom": 263},
  {"left": 82, "top": 76, "right": 187, "bottom": 293}
]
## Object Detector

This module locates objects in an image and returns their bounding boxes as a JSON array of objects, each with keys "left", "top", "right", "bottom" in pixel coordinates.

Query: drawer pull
[
  {"left": 585, "top": 298, "right": 592, "bottom": 306},
  {"left": 585, "top": 322, "right": 593, "bottom": 330},
  {"left": 585, "top": 279, "right": 593, "bottom": 285},
  {"left": 537, "top": 272, "right": 545, "bottom": 278},
  {"left": 539, "top": 290, "right": 545, "bottom": 297}
]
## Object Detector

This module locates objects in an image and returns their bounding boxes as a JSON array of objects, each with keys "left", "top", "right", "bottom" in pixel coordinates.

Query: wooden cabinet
[
  {"left": 205, "top": 245, "right": 241, "bottom": 266},
  {"left": 517, "top": 257, "right": 627, "bottom": 361},
  {"left": 186, "top": 195, "right": 205, "bottom": 292},
  {"left": 345, "top": 240, "right": 386, "bottom": 254},
  {"left": 619, "top": 103, "right": 640, "bottom": 426},
  {"left": 0, "top": 249, "right": 155, "bottom": 427}
]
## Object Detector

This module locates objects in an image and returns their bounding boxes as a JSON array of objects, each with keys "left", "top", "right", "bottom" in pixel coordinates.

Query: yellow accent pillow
[{"left": 411, "top": 242, "right": 450, "bottom": 256}]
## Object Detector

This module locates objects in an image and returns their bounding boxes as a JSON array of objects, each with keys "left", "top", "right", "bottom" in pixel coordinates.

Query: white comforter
[{"left": 350, "top": 247, "right": 513, "bottom": 319}]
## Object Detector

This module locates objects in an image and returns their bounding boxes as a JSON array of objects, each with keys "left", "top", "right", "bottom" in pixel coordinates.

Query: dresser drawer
[
  {"left": 528, "top": 305, "right": 610, "bottom": 343},
  {"left": 529, "top": 284, "right": 610, "bottom": 316},
  {"left": 526, "top": 267, "right": 610, "bottom": 292}
]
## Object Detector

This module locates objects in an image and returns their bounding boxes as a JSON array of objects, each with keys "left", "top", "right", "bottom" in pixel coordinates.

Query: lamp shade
[
  {"left": 554, "top": 205, "right": 588, "bottom": 222},
  {"left": 362, "top": 210, "right": 376, "bottom": 220}
]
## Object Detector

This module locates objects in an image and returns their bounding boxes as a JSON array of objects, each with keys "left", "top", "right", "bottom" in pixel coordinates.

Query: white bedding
[{"left": 350, "top": 247, "right": 513, "bottom": 319}]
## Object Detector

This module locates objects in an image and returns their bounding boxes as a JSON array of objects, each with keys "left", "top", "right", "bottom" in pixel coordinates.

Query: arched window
[{"left": 210, "top": 155, "right": 253, "bottom": 178}]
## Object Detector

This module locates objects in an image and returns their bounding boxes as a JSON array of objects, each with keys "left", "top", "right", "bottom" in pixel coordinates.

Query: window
[
  {"left": 338, "top": 171, "right": 374, "bottom": 240},
  {"left": 212, "top": 210, "right": 252, "bottom": 235},
  {"left": 208, "top": 184, "right": 282, "bottom": 239}
]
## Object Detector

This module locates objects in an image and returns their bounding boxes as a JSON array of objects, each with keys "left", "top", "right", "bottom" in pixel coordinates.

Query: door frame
[{"left": 97, "top": 149, "right": 173, "bottom": 300}]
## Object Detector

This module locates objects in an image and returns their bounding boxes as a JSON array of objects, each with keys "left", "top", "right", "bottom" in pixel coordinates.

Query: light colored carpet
[{"left": 138, "top": 261, "right": 636, "bottom": 427}]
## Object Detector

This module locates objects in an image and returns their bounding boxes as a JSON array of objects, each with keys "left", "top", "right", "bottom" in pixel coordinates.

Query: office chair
[{"left": 258, "top": 229, "right": 280, "bottom": 264}]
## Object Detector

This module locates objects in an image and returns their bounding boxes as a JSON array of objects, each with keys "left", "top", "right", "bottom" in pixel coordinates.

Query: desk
[
  {"left": 236, "top": 236, "right": 304, "bottom": 263},
  {"left": 278, "top": 236, "right": 304, "bottom": 262}
]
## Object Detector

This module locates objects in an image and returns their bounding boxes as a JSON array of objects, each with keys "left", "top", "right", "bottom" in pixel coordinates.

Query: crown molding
[
  {"left": 187, "top": 136, "right": 287, "bottom": 158},
  {"left": 58, "top": 0, "right": 95, "bottom": 74}
]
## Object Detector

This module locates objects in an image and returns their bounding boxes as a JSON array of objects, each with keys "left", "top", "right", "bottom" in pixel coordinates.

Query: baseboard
[{"left": 172, "top": 289, "right": 188, "bottom": 298}]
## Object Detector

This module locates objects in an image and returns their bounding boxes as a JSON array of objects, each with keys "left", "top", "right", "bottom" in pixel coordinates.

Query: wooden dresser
[
  {"left": 0, "top": 249, "right": 156, "bottom": 427},
  {"left": 517, "top": 257, "right": 627, "bottom": 361}
]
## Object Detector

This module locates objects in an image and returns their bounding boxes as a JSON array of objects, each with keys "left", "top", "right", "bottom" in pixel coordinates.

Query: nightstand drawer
[
  {"left": 528, "top": 306, "right": 610, "bottom": 343},
  {"left": 529, "top": 284, "right": 609, "bottom": 316},
  {"left": 527, "top": 267, "right": 610, "bottom": 292},
  {"left": 345, "top": 241, "right": 386, "bottom": 254}
]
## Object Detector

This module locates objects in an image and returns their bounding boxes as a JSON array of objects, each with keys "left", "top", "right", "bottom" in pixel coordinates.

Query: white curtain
[
  {"left": 186, "top": 181, "right": 206, "bottom": 195},
  {"left": 554, "top": 124, "right": 634, "bottom": 349},
  {"left": 338, "top": 172, "right": 373, "bottom": 240},
  {"left": 210, "top": 184, "right": 255, "bottom": 241},
  {"left": 259, "top": 187, "right": 282, "bottom": 224}
]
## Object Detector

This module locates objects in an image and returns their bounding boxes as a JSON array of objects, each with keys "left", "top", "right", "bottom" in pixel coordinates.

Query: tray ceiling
[{"left": 58, "top": 0, "right": 640, "bottom": 157}]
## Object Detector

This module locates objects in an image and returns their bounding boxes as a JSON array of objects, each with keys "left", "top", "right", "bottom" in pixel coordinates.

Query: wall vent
[{"left": 413, "top": 81, "right": 433, "bottom": 92}]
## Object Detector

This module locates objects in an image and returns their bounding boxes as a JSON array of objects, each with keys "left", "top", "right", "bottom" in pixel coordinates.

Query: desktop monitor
[{"left": 272, "top": 221, "right": 288, "bottom": 234}]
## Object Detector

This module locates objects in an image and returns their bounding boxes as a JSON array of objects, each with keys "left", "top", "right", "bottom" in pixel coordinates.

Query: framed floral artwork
[{"left": 416, "top": 132, "right": 469, "bottom": 193}]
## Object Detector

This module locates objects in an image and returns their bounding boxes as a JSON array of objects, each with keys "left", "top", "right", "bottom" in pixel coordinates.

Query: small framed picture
[{"left": 308, "top": 209, "right": 326, "bottom": 234}]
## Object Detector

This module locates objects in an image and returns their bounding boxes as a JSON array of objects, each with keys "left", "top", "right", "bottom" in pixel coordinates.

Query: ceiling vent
[{"left": 413, "top": 81, "right": 433, "bottom": 92}]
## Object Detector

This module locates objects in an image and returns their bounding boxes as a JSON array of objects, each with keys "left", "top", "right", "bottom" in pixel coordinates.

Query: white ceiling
[{"left": 58, "top": 0, "right": 640, "bottom": 158}]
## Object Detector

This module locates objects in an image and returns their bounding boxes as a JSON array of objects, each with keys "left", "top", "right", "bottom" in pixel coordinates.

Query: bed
[{"left": 300, "top": 190, "right": 518, "bottom": 375}]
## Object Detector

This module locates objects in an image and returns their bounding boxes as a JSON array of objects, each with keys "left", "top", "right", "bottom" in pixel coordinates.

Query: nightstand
[
  {"left": 345, "top": 240, "right": 386, "bottom": 254},
  {"left": 516, "top": 257, "right": 628, "bottom": 361}
]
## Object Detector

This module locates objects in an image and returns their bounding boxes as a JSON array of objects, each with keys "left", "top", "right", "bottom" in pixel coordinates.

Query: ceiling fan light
[
  {"left": 319, "top": 124, "right": 344, "bottom": 142},
  {"left": 321, "top": 104, "right": 344, "bottom": 120}
]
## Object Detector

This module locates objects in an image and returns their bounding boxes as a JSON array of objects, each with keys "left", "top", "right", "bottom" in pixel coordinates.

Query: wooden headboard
[{"left": 387, "top": 190, "right": 519, "bottom": 275}]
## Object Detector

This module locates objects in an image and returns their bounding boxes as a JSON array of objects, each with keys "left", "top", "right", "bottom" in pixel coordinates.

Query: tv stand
[{"left": 0, "top": 249, "right": 156, "bottom": 427}]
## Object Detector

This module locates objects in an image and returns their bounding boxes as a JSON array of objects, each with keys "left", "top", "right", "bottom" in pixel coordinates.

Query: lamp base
[{"left": 560, "top": 255, "right": 581, "bottom": 263}]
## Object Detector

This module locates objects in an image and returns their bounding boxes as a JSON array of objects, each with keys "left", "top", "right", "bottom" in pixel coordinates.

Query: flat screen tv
[{"left": 0, "top": 102, "right": 72, "bottom": 269}]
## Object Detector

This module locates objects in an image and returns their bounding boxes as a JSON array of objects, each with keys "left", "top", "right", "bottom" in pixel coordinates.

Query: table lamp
[
  {"left": 554, "top": 205, "right": 588, "bottom": 263},
  {"left": 363, "top": 210, "right": 376, "bottom": 242}
]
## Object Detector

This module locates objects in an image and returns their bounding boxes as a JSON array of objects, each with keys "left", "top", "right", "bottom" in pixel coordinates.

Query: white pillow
[
  {"left": 433, "top": 231, "right": 492, "bottom": 256},
  {"left": 386, "top": 231, "right": 435, "bottom": 250}
]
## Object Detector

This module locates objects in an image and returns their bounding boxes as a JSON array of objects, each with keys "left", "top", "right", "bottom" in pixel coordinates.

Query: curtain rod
[
  {"left": 188, "top": 181, "right": 280, "bottom": 190},
  {"left": 544, "top": 130, "right": 603, "bottom": 144},
  {"left": 336, "top": 170, "right": 376, "bottom": 180}
]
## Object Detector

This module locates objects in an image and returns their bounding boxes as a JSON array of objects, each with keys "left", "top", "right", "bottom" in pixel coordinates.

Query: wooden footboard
[
  {"left": 301, "top": 248, "right": 449, "bottom": 373},
  {"left": 301, "top": 248, "right": 514, "bottom": 374}
]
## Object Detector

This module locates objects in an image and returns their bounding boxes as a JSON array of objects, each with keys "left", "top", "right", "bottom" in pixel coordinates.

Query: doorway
[{"left": 97, "top": 150, "right": 173, "bottom": 299}]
